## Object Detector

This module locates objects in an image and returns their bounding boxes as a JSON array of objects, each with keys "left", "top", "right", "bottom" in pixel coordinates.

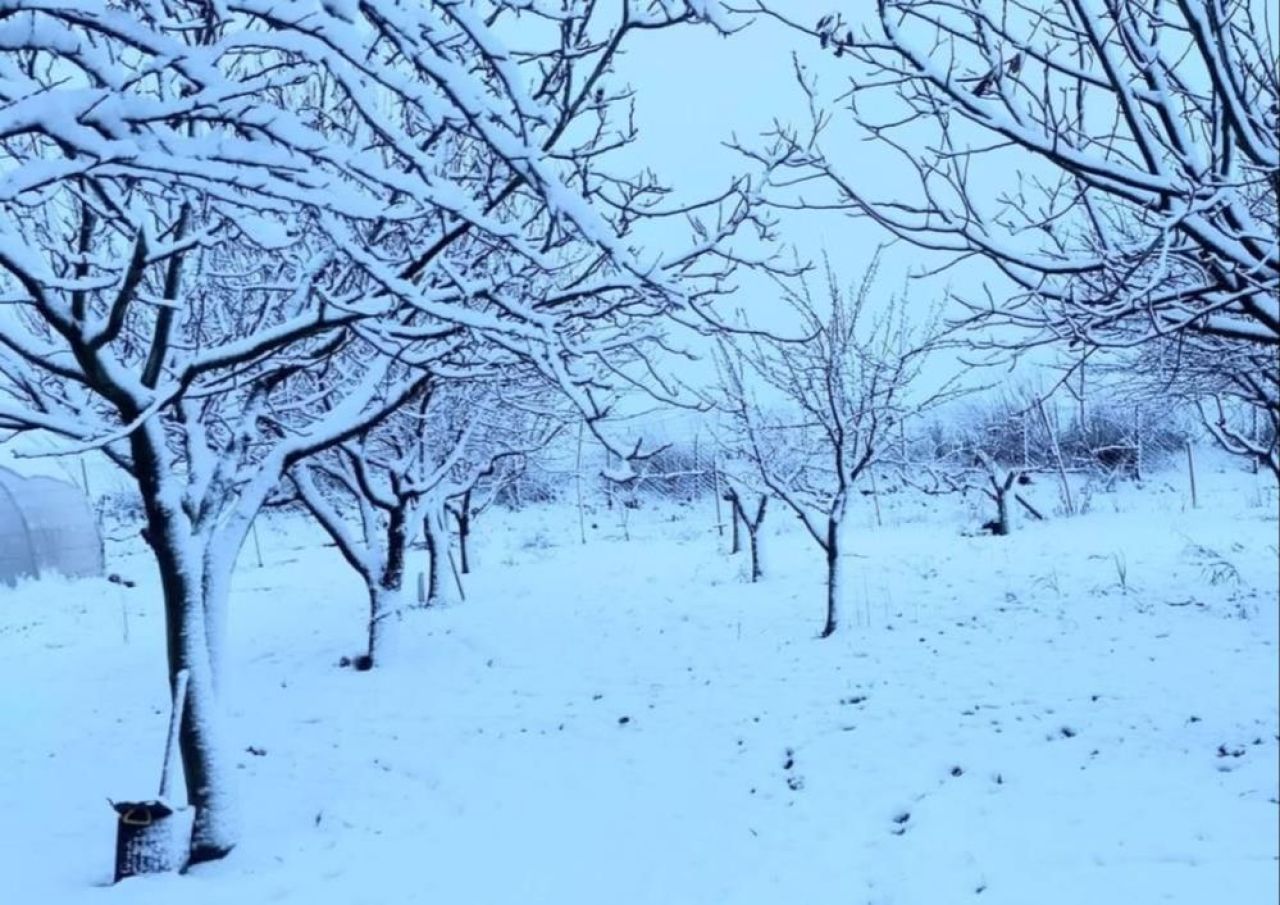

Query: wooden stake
[
  {"left": 1185, "top": 441, "right": 1198, "bottom": 509},
  {"left": 1014, "top": 493, "right": 1045, "bottom": 521},
  {"left": 447, "top": 546, "right": 466, "bottom": 602},
  {"left": 575, "top": 421, "right": 586, "bottom": 545},
  {"left": 868, "top": 468, "right": 883, "bottom": 528},
  {"left": 158, "top": 669, "right": 190, "bottom": 801},
  {"left": 251, "top": 521, "right": 264, "bottom": 568},
  {"left": 1037, "top": 399, "right": 1075, "bottom": 516},
  {"left": 712, "top": 458, "right": 724, "bottom": 539}
]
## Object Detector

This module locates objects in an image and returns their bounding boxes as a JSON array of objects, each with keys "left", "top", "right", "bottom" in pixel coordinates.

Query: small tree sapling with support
[
  {"left": 723, "top": 485, "right": 769, "bottom": 582},
  {"left": 972, "top": 450, "right": 1043, "bottom": 535},
  {"left": 446, "top": 454, "right": 527, "bottom": 577},
  {"left": 903, "top": 402, "right": 1050, "bottom": 535},
  {"left": 911, "top": 448, "right": 1044, "bottom": 537},
  {"left": 442, "top": 402, "right": 563, "bottom": 577}
]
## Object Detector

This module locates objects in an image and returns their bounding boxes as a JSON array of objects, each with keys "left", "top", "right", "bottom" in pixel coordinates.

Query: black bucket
[{"left": 112, "top": 800, "right": 180, "bottom": 882}]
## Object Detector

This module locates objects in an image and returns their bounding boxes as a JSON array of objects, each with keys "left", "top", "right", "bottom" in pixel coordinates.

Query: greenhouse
[{"left": 0, "top": 466, "right": 104, "bottom": 587}]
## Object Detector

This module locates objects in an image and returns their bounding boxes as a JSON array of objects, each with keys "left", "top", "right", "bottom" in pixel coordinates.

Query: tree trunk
[
  {"left": 151, "top": 528, "right": 237, "bottom": 864},
  {"left": 423, "top": 513, "right": 441, "bottom": 604},
  {"left": 422, "top": 506, "right": 458, "bottom": 605},
  {"left": 132, "top": 425, "right": 237, "bottom": 864},
  {"left": 368, "top": 509, "right": 409, "bottom": 665},
  {"left": 994, "top": 488, "right": 1010, "bottom": 536},
  {"left": 200, "top": 519, "right": 251, "bottom": 692},
  {"left": 738, "top": 494, "right": 766, "bottom": 582},
  {"left": 366, "top": 585, "right": 404, "bottom": 667},
  {"left": 175, "top": 647, "right": 235, "bottom": 864},
  {"left": 455, "top": 491, "right": 471, "bottom": 575},
  {"left": 820, "top": 517, "right": 840, "bottom": 638}
]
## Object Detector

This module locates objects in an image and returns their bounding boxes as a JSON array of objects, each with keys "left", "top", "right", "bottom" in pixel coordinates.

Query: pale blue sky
[{"left": 607, "top": 8, "right": 1022, "bottom": 408}]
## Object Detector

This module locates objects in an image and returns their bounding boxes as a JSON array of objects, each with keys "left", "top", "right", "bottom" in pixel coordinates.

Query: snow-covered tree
[
  {"left": 432, "top": 381, "right": 563, "bottom": 583},
  {"left": 0, "top": 0, "right": 765, "bottom": 867},
  {"left": 291, "top": 374, "right": 560, "bottom": 667},
  {"left": 910, "top": 444, "right": 1044, "bottom": 536},
  {"left": 1129, "top": 337, "right": 1278, "bottom": 475},
  {"left": 743, "top": 0, "right": 1278, "bottom": 470},
  {"left": 718, "top": 264, "right": 957, "bottom": 636},
  {"left": 712, "top": 418, "right": 773, "bottom": 580}
]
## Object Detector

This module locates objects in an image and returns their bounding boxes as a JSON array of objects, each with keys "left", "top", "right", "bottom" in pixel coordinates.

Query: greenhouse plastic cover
[{"left": 0, "top": 466, "right": 104, "bottom": 587}]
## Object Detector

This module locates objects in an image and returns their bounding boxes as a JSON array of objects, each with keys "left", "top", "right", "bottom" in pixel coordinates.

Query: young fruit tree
[
  {"left": 421, "top": 379, "right": 563, "bottom": 602},
  {"left": 722, "top": 482, "right": 769, "bottom": 581},
  {"left": 432, "top": 382, "right": 564, "bottom": 583},
  {"left": 0, "top": 193, "right": 433, "bottom": 864},
  {"left": 712, "top": 432, "right": 772, "bottom": 579},
  {"left": 0, "top": 0, "right": 766, "bottom": 868},
  {"left": 290, "top": 374, "right": 563, "bottom": 668},
  {"left": 911, "top": 443, "right": 1045, "bottom": 536},
  {"left": 742, "top": 0, "right": 1279, "bottom": 472},
  {"left": 718, "top": 264, "right": 958, "bottom": 637}
]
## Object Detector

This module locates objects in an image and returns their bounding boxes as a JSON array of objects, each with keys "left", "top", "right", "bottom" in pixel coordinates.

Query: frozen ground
[{"left": 1, "top": 458, "right": 1276, "bottom": 904}]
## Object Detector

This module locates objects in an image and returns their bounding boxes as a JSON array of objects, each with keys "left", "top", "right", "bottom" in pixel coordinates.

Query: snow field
[{"left": 0, "top": 462, "right": 1275, "bottom": 904}]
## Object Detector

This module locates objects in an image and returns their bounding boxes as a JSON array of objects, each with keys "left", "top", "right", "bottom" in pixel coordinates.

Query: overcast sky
[{"left": 606, "top": 7, "right": 1028, "bottom": 414}]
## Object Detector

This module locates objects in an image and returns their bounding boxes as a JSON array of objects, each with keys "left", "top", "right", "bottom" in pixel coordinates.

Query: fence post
[
  {"left": 868, "top": 468, "right": 883, "bottom": 528},
  {"left": 712, "top": 457, "right": 724, "bottom": 539},
  {"left": 575, "top": 420, "right": 586, "bottom": 545},
  {"left": 1251, "top": 407, "right": 1260, "bottom": 475},
  {"left": 1185, "top": 440, "right": 1199, "bottom": 509},
  {"left": 1037, "top": 399, "right": 1076, "bottom": 516},
  {"left": 1134, "top": 405, "right": 1143, "bottom": 480}
]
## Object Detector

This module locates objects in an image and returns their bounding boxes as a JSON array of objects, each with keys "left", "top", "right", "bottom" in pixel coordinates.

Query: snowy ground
[{"left": 1, "top": 458, "right": 1276, "bottom": 904}]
